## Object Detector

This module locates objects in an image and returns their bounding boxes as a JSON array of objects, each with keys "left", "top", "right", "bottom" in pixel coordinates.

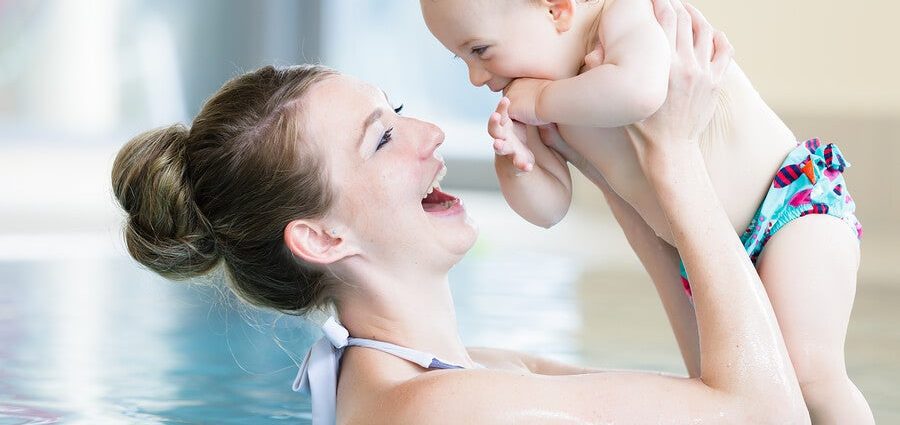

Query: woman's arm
[
  {"left": 622, "top": 0, "right": 806, "bottom": 416},
  {"left": 596, "top": 175, "right": 702, "bottom": 378},
  {"left": 538, "top": 123, "right": 702, "bottom": 377}
]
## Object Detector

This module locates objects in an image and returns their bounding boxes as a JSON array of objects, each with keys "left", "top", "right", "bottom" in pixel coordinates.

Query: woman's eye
[
  {"left": 393, "top": 104, "right": 403, "bottom": 114},
  {"left": 376, "top": 128, "right": 393, "bottom": 151},
  {"left": 471, "top": 46, "right": 488, "bottom": 57}
]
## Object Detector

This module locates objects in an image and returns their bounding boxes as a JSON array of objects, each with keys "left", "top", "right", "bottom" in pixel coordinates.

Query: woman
[{"left": 111, "top": 2, "right": 809, "bottom": 423}]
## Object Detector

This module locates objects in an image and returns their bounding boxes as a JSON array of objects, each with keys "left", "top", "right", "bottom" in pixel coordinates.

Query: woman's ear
[
  {"left": 283, "top": 220, "right": 356, "bottom": 265},
  {"left": 542, "top": 0, "right": 576, "bottom": 33}
]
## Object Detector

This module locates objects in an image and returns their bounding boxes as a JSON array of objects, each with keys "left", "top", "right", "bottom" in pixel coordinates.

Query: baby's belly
[{"left": 558, "top": 65, "right": 798, "bottom": 247}]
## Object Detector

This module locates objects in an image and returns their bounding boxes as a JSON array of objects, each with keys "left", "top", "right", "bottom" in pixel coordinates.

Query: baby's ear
[{"left": 543, "top": 0, "right": 576, "bottom": 33}]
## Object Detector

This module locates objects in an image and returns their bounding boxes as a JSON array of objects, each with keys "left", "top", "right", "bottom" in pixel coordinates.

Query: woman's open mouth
[
  {"left": 421, "top": 186, "right": 461, "bottom": 213},
  {"left": 420, "top": 164, "right": 463, "bottom": 216}
]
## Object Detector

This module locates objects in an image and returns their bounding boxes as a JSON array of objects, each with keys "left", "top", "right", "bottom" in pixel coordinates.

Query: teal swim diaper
[{"left": 679, "top": 138, "right": 863, "bottom": 298}]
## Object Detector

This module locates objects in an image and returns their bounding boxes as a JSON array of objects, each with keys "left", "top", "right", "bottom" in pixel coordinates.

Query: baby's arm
[
  {"left": 489, "top": 98, "right": 572, "bottom": 228},
  {"left": 536, "top": 0, "right": 670, "bottom": 127}
]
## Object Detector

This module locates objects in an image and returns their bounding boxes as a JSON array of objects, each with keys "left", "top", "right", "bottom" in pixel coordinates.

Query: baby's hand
[
  {"left": 503, "top": 78, "right": 551, "bottom": 126},
  {"left": 489, "top": 97, "right": 534, "bottom": 173}
]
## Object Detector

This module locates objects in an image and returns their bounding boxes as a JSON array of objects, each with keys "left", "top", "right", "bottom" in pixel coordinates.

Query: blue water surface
[{"left": 0, "top": 252, "right": 580, "bottom": 424}]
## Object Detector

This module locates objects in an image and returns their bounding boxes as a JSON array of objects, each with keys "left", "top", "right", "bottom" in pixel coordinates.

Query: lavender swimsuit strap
[{"left": 292, "top": 317, "right": 467, "bottom": 425}]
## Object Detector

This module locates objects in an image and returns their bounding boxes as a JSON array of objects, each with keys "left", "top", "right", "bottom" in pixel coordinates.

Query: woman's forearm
[{"left": 644, "top": 144, "right": 799, "bottom": 397}]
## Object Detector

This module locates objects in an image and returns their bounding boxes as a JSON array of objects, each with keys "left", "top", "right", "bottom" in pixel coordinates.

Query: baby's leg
[{"left": 756, "top": 214, "right": 874, "bottom": 425}]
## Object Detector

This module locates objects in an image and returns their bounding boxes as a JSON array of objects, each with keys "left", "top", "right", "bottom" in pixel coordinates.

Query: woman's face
[{"left": 298, "top": 74, "right": 478, "bottom": 272}]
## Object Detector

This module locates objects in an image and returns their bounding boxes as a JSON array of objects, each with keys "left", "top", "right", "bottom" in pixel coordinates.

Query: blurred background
[{"left": 0, "top": 0, "right": 897, "bottom": 423}]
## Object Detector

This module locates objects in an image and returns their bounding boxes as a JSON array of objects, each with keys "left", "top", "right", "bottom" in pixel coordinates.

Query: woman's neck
[{"left": 335, "top": 270, "right": 475, "bottom": 369}]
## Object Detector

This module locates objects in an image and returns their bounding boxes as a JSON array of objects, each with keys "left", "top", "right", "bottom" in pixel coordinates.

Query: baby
[{"left": 420, "top": 0, "right": 873, "bottom": 422}]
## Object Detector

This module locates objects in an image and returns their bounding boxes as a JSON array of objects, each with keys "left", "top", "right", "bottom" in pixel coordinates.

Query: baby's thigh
[{"left": 755, "top": 214, "right": 860, "bottom": 380}]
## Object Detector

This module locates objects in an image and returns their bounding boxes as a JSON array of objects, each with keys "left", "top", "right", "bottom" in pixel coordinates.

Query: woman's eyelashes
[
  {"left": 376, "top": 128, "right": 394, "bottom": 151},
  {"left": 373, "top": 105, "right": 402, "bottom": 152}
]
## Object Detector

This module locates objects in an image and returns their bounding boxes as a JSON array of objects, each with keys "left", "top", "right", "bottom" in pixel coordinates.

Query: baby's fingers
[
  {"left": 496, "top": 97, "right": 512, "bottom": 124},
  {"left": 513, "top": 145, "right": 535, "bottom": 173},
  {"left": 493, "top": 138, "right": 515, "bottom": 156},
  {"left": 513, "top": 154, "right": 534, "bottom": 173},
  {"left": 488, "top": 112, "right": 507, "bottom": 139}
]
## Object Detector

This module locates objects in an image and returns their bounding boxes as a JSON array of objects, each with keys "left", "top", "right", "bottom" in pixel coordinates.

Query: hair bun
[{"left": 112, "top": 124, "right": 220, "bottom": 279}]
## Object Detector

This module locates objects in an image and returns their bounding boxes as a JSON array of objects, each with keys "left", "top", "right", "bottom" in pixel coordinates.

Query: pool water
[
  {"left": 0, "top": 251, "right": 584, "bottom": 424},
  {"left": 0, "top": 259, "right": 315, "bottom": 424}
]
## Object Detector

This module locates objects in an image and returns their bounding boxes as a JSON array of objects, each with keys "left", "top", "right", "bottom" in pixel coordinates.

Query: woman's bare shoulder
[
  {"left": 366, "top": 367, "right": 536, "bottom": 425},
  {"left": 467, "top": 346, "right": 531, "bottom": 371},
  {"left": 350, "top": 364, "right": 754, "bottom": 425}
]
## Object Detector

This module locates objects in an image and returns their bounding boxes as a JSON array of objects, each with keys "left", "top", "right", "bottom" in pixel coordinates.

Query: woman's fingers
[
  {"left": 671, "top": 0, "right": 693, "bottom": 57},
  {"left": 711, "top": 30, "right": 734, "bottom": 83},
  {"left": 653, "top": 0, "right": 677, "bottom": 52},
  {"left": 684, "top": 3, "right": 713, "bottom": 63}
]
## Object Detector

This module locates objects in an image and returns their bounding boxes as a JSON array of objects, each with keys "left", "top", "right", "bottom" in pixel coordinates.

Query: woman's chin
[
  {"left": 418, "top": 187, "right": 478, "bottom": 261},
  {"left": 434, "top": 214, "right": 479, "bottom": 262}
]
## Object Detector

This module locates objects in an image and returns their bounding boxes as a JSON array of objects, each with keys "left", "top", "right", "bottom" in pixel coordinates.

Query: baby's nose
[{"left": 468, "top": 66, "right": 491, "bottom": 87}]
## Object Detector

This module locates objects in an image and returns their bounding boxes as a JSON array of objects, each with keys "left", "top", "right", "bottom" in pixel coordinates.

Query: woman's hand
[{"left": 626, "top": 0, "right": 733, "bottom": 163}]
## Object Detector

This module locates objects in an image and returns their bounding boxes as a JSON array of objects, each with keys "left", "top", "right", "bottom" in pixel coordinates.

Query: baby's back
[{"left": 559, "top": 62, "right": 798, "bottom": 245}]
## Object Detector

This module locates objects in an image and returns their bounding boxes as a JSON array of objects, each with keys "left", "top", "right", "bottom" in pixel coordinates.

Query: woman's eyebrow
[{"left": 358, "top": 108, "right": 384, "bottom": 150}]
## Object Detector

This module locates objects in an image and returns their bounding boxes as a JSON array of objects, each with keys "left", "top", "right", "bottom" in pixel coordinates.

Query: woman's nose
[{"left": 417, "top": 122, "right": 444, "bottom": 160}]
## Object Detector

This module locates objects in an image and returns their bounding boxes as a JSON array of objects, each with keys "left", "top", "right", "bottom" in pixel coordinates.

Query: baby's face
[{"left": 421, "top": 0, "right": 578, "bottom": 92}]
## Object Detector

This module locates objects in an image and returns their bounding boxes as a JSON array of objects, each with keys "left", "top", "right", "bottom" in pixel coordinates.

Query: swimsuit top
[{"left": 292, "top": 317, "right": 471, "bottom": 425}]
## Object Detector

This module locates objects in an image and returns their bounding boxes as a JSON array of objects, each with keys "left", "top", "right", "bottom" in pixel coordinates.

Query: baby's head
[{"left": 421, "top": 0, "right": 601, "bottom": 91}]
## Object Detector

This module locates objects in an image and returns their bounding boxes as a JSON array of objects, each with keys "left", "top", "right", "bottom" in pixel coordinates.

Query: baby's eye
[{"left": 471, "top": 46, "right": 488, "bottom": 57}]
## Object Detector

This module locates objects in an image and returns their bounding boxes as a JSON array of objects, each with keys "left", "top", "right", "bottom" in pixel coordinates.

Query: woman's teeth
[{"left": 423, "top": 165, "right": 447, "bottom": 199}]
